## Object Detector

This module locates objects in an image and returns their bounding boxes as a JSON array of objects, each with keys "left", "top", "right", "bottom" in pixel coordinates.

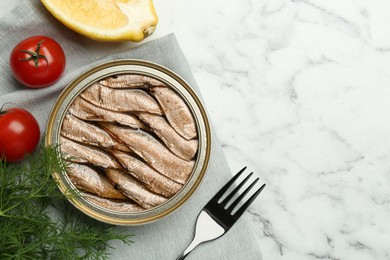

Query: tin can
[{"left": 45, "top": 59, "right": 211, "bottom": 225}]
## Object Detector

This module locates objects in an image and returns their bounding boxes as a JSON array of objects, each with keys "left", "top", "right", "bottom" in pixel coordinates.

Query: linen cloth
[{"left": 0, "top": 1, "right": 262, "bottom": 259}]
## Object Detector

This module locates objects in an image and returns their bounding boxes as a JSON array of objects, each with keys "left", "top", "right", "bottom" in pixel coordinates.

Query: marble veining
[
  {"left": 166, "top": 0, "right": 390, "bottom": 259},
  {"left": 2, "top": 0, "right": 390, "bottom": 259}
]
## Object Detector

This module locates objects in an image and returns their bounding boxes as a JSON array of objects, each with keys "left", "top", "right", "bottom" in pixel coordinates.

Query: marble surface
[{"left": 2, "top": 1, "right": 390, "bottom": 259}]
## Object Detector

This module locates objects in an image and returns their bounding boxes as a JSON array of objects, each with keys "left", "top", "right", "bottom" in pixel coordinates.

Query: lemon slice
[{"left": 40, "top": 0, "right": 158, "bottom": 42}]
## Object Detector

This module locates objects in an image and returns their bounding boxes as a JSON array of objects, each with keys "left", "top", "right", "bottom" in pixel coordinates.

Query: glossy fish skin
[
  {"left": 112, "top": 150, "right": 182, "bottom": 198},
  {"left": 101, "top": 123, "right": 195, "bottom": 185},
  {"left": 82, "top": 192, "right": 144, "bottom": 212},
  {"left": 80, "top": 83, "right": 163, "bottom": 115},
  {"left": 66, "top": 163, "right": 127, "bottom": 200},
  {"left": 61, "top": 113, "right": 131, "bottom": 152},
  {"left": 99, "top": 74, "right": 166, "bottom": 89},
  {"left": 68, "top": 97, "right": 146, "bottom": 129},
  {"left": 60, "top": 136, "right": 121, "bottom": 169},
  {"left": 61, "top": 114, "right": 117, "bottom": 148},
  {"left": 138, "top": 113, "right": 198, "bottom": 161},
  {"left": 105, "top": 168, "right": 167, "bottom": 209},
  {"left": 151, "top": 87, "right": 197, "bottom": 140}
]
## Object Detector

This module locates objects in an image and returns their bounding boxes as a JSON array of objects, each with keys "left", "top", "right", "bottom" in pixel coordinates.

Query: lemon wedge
[{"left": 40, "top": 0, "right": 158, "bottom": 42}]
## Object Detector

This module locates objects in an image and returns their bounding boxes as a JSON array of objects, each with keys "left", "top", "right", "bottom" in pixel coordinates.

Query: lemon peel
[{"left": 40, "top": 0, "right": 158, "bottom": 42}]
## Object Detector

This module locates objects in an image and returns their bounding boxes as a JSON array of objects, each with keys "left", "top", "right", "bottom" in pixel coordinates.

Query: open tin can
[{"left": 45, "top": 59, "right": 211, "bottom": 225}]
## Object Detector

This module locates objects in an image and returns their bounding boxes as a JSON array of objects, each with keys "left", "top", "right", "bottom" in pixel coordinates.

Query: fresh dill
[{"left": 0, "top": 144, "right": 133, "bottom": 259}]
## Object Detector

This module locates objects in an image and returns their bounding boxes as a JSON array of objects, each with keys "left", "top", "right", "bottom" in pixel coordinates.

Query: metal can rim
[{"left": 45, "top": 59, "right": 211, "bottom": 225}]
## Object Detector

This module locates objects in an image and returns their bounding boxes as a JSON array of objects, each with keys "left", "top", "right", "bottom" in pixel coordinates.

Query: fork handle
[
  {"left": 176, "top": 211, "right": 225, "bottom": 259},
  {"left": 176, "top": 239, "right": 202, "bottom": 260}
]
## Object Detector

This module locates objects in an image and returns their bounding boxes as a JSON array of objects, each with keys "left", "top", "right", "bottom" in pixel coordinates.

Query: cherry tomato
[
  {"left": 0, "top": 107, "right": 40, "bottom": 162},
  {"left": 10, "top": 35, "right": 66, "bottom": 88}
]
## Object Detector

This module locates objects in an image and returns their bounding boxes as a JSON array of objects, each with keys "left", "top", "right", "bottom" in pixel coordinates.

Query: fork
[{"left": 176, "top": 166, "right": 266, "bottom": 260}]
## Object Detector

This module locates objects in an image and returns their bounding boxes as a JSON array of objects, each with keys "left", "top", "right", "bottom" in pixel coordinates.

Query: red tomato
[
  {"left": 10, "top": 36, "right": 66, "bottom": 88},
  {"left": 0, "top": 107, "right": 40, "bottom": 162}
]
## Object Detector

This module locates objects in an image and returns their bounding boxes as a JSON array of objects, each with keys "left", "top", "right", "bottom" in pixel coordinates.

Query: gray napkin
[{"left": 0, "top": 1, "right": 262, "bottom": 259}]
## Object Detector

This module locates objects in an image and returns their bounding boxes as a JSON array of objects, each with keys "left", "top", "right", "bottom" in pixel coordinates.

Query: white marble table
[{"left": 2, "top": 1, "right": 390, "bottom": 259}]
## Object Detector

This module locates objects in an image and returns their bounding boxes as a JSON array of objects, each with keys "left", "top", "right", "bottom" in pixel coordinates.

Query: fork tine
[
  {"left": 220, "top": 172, "right": 253, "bottom": 206},
  {"left": 210, "top": 166, "right": 247, "bottom": 202},
  {"left": 232, "top": 183, "right": 266, "bottom": 218},
  {"left": 226, "top": 177, "right": 259, "bottom": 213}
]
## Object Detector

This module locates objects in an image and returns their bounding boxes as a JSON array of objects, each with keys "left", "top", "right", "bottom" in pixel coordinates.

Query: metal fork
[{"left": 176, "top": 166, "right": 266, "bottom": 259}]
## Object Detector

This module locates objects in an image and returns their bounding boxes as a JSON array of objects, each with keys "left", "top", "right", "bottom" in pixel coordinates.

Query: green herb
[{"left": 0, "top": 144, "right": 133, "bottom": 259}]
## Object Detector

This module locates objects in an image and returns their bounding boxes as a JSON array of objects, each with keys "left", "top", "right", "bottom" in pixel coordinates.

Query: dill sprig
[{"left": 0, "top": 144, "right": 133, "bottom": 259}]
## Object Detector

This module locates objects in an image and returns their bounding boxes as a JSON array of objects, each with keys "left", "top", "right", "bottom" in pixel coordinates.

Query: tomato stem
[
  {"left": 19, "top": 40, "right": 49, "bottom": 69},
  {"left": 0, "top": 103, "right": 13, "bottom": 115}
]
